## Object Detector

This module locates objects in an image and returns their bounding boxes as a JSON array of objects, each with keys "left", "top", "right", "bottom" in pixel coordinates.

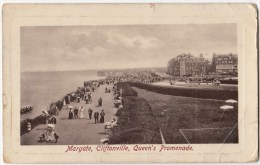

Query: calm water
[{"left": 21, "top": 70, "right": 105, "bottom": 120}]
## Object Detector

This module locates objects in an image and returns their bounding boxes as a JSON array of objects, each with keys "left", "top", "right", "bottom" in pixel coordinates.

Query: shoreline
[
  {"left": 20, "top": 77, "right": 107, "bottom": 136},
  {"left": 21, "top": 82, "right": 118, "bottom": 145}
]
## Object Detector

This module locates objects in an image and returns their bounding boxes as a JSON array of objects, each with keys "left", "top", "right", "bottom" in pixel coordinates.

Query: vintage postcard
[{"left": 2, "top": 4, "right": 258, "bottom": 163}]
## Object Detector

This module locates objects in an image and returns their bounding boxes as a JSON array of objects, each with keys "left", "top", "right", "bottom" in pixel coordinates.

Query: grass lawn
[{"left": 133, "top": 87, "right": 238, "bottom": 144}]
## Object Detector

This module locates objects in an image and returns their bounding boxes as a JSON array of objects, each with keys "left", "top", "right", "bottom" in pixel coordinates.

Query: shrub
[
  {"left": 116, "top": 82, "right": 138, "bottom": 97},
  {"left": 20, "top": 100, "right": 63, "bottom": 136},
  {"left": 20, "top": 115, "right": 46, "bottom": 136},
  {"left": 220, "top": 79, "right": 238, "bottom": 84},
  {"left": 109, "top": 96, "right": 162, "bottom": 144}
]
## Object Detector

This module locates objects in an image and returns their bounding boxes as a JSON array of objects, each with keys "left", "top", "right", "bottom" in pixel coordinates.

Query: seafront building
[
  {"left": 211, "top": 53, "right": 238, "bottom": 75},
  {"left": 167, "top": 53, "right": 209, "bottom": 76},
  {"left": 167, "top": 53, "right": 238, "bottom": 77}
]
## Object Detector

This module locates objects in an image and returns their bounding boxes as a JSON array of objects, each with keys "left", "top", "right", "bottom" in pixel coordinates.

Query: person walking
[
  {"left": 94, "top": 111, "right": 99, "bottom": 124},
  {"left": 49, "top": 116, "right": 57, "bottom": 124},
  {"left": 68, "top": 109, "right": 73, "bottom": 119},
  {"left": 55, "top": 105, "right": 59, "bottom": 116},
  {"left": 88, "top": 108, "right": 93, "bottom": 120},
  {"left": 77, "top": 96, "right": 80, "bottom": 103},
  {"left": 74, "top": 107, "right": 79, "bottom": 119},
  {"left": 84, "top": 93, "right": 87, "bottom": 101},
  {"left": 98, "top": 97, "right": 103, "bottom": 106},
  {"left": 88, "top": 94, "right": 92, "bottom": 103},
  {"left": 81, "top": 92, "right": 84, "bottom": 100},
  {"left": 68, "top": 95, "right": 71, "bottom": 104},
  {"left": 79, "top": 106, "right": 85, "bottom": 119},
  {"left": 63, "top": 99, "right": 66, "bottom": 106},
  {"left": 100, "top": 109, "right": 105, "bottom": 123}
]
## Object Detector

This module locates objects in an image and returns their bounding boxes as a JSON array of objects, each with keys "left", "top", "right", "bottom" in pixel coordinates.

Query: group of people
[
  {"left": 21, "top": 105, "right": 33, "bottom": 114},
  {"left": 68, "top": 106, "right": 85, "bottom": 119},
  {"left": 93, "top": 109, "right": 105, "bottom": 124},
  {"left": 105, "top": 87, "right": 111, "bottom": 93},
  {"left": 62, "top": 82, "right": 98, "bottom": 107},
  {"left": 75, "top": 91, "right": 93, "bottom": 104},
  {"left": 36, "top": 79, "right": 114, "bottom": 144},
  {"left": 67, "top": 105, "right": 106, "bottom": 124},
  {"left": 105, "top": 71, "right": 162, "bottom": 84}
]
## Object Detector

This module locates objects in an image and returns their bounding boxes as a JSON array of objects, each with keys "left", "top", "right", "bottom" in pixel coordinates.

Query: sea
[{"left": 21, "top": 70, "right": 106, "bottom": 120}]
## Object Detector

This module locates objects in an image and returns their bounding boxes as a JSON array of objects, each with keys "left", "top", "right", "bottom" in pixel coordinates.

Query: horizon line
[{"left": 21, "top": 66, "right": 167, "bottom": 73}]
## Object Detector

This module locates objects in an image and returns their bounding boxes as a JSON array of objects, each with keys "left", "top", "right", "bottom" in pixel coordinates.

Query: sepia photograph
[
  {"left": 3, "top": 4, "right": 258, "bottom": 163},
  {"left": 20, "top": 24, "right": 238, "bottom": 145}
]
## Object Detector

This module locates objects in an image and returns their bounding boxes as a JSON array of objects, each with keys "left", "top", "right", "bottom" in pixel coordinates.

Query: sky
[{"left": 21, "top": 24, "right": 237, "bottom": 72}]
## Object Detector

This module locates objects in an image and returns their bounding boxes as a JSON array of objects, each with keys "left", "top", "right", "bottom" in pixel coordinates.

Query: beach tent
[
  {"left": 225, "top": 99, "right": 238, "bottom": 103},
  {"left": 220, "top": 105, "right": 234, "bottom": 109},
  {"left": 100, "top": 138, "right": 109, "bottom": 144},
  {"left": 220, "top": 105, "right": 234, "bottom": 111}
]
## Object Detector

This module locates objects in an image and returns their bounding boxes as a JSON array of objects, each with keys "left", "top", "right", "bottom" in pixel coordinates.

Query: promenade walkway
[{"left": 21, "top": 84, "right": 117, "bottom": 145}]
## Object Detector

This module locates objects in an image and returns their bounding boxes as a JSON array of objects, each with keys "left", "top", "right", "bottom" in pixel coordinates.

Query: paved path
[{"left": 21, "top": 84, "right": 117, "bottom": 145}]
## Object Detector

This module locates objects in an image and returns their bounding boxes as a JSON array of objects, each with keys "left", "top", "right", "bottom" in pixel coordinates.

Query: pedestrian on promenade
[
  {"left": 79, "top": 106, "right": 85, "bottom": 119},
  {"left": 77, "top": 96, "right": 80, "bottom": 103},
  {"left": 88, "top": 108, "right": 93, "bottom": 119},
  {"left": 49, "top": 116, "right": 57, "bottom": 124},
  {"left": 94, "top": 111, "right": 99, "bottom": 124},
  {"left": 74, "top": 107, "right": 79, "bottom": 119},
  {"left": 98, "top": 97, "right": 103, "bottom": 106},
  {"left": 68, "top": 109, "right": 73, "bottom": 119},
  {"left": 88, "top": 94, "right": 92, "bottom": 102},
  {"left": 84, "top": 93, "right": 87, "bottom": 101},
  {"left": 81, "top": 92, "right": 84, "bottom": 100},
  {"left": 63, "top": 99, "right": 66, "bottom": 106},
  {"left": 68, "top": 95, "right": 71, "bottom": 104},
  {"left": 100, "top": 109, "right": 105, "bottom": 123},
  {"left": 55, "top": 105, "right": 59, "bottom": 116}
]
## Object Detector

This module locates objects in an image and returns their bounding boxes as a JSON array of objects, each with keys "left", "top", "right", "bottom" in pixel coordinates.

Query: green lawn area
[{"left": 133, "top": 87, "right": 238, "bottom": 144}]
